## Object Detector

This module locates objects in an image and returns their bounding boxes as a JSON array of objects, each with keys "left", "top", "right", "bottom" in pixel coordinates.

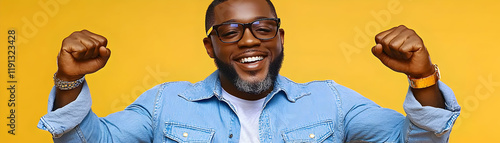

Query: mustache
[{"left": 213, "top": 48, "right": 284, "bottom": 95}]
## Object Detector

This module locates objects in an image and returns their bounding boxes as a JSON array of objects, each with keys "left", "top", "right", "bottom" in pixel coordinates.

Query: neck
[{"left": 219, "top": 73, "right": 272, "bottom": 101}]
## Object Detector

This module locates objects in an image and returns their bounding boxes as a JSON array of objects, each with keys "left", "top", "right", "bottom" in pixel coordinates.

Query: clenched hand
[
  {"left": 372, "top": 25, "right": 435, "bottom": 79},
  {"left": 56, "top": 30, "right": 111, "bottom": 81}
]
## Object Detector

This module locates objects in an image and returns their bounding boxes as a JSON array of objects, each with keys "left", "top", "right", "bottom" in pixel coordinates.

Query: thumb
[
  {"left": 371, "top": 44, "right": 386, "bottom": 60},
  {"left": 98, "top": 46, "right": 111, "bottom": 58},
  {"left": 372, "top": 44, "right": 407, "bottom": 73},
  {"left": 372, "top": 44, "right": 396, "bottom": 69},
  {"left": 77, "top": 46, "right": 110, "bottom": 74},
  {"left": 94, "top": 46, "right": 111, "bottom": 69}
]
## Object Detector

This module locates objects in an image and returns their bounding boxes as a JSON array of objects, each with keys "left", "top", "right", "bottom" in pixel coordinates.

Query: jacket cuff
[
  {"left": 403, "top": 81, "right": 461, "bottom": 136},
  {"left": 37, "top": 81, "right": 92, "bottom": 138}
]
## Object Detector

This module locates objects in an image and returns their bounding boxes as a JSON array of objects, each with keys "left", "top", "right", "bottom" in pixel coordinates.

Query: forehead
[{"left": 213, "top": 0, "right": 274, "bottom": 24}]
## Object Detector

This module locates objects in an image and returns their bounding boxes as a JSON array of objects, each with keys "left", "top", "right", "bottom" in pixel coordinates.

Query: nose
[{"left": 237, "top": 28, "right": 261, "bottom": 48}]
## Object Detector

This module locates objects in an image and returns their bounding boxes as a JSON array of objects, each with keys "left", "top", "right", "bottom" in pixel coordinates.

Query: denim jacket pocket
[
  {"left": 281, "top": 120, "right": 335, "bottom": 143},
  {"left": 163, "top": 122, "right": 215, "bottom": 143}
]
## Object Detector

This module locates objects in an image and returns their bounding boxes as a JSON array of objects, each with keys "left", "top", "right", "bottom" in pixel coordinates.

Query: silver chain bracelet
[{"left": 53, "top": 73, "right": 85, "bottom": 90}]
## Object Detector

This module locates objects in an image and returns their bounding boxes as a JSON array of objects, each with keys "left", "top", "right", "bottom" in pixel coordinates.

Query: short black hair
[{"left": 205, "top": 0, "right": 278, "bottom": 33}]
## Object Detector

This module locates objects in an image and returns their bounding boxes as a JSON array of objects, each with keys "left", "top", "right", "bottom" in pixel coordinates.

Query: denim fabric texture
[{"left": 38, "top": 70, "right": 460, "bottom": 143}]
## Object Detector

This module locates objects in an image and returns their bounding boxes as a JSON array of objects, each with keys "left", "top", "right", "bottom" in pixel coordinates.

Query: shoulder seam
[
  {"left": 326, "top": 80, "right": 345, "bottom": 141},
  {"left": 152, "top": 82, "right": 170, "bottom": 131}
]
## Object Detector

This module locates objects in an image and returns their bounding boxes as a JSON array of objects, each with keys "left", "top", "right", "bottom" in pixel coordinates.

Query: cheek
[
  {"left": 269, "top": 41, "right": 283, "bottom": 59},
  {"left": 213, "top": 43, "right": 234, "bottom": 61},
  {"left": 210, "top": 37, "right": 225, "bottom": 58}
]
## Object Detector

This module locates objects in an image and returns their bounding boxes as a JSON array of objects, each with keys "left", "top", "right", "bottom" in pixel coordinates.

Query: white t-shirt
[{"left": 222, "top": 89, "right": 265, "bottom": 143}]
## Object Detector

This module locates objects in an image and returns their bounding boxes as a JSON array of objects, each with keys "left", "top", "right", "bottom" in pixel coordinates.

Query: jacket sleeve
[
  {"left": 38, "top": 81, "right": 159, "bottom": 142},
  {"left": 336, "top": 81, "right": 460, "bottom": 143}
]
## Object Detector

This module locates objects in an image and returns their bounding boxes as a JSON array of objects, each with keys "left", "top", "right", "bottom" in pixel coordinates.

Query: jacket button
[
  {"left": 229, "top": 134, "right": 233, "bottom": 138},
  {"left": 309, "top": 134, "right": 315, "bottom": 139},
  {"left": 183, "top": 132, "right": 188, "bottom": 137}
]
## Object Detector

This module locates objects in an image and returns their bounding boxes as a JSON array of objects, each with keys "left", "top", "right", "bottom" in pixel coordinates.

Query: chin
[{"left": 214, "top": 48, "right": 284, "bottom": 94}]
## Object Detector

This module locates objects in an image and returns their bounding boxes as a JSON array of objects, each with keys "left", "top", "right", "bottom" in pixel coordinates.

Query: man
[{"left": 38, "top": 0, "right": 461, "bottom": 142}]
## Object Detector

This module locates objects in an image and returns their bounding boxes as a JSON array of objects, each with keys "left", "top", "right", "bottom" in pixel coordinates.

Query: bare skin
[
  {"left": 52, "top": 0, "right": 444, "bottom": 110},
  {"left": 372, "top": 25, "right": 445, "bottom": 108},
  {"left": 53, "top": 30, "right": 110, "bottom": 110},
  {"left": 203, "top": 0, "right": 284, "bottom": 100}
]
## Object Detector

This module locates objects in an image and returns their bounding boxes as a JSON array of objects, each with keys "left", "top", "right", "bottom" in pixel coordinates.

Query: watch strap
[{"left": 408, "top": 64, "right": 440, "bottom": 89}]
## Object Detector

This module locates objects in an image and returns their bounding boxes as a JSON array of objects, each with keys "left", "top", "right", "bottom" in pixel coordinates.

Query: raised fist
[
  {"left": 56, "top": 30, "right": 111, "bottom": 81},
  {"left": 372, "top": 25, "right": 434, "bottom": 78}
]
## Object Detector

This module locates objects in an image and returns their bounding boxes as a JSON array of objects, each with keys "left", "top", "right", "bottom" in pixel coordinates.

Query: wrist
[
  {"left": 408, "top": 64, "right": 440, "bottom": 89},
  {"left": 55, "top": 70, "right": 85, "bottom": 81},
  {"left": 54, "top": 72, "right": 85, "bottom": 91},
  {"left": 407, "top": 63, "right": 435, "bottom": 79}
]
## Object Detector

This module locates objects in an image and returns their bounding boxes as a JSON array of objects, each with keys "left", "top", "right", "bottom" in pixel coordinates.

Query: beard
[{"left": 215, "top": 49, "right": 284, "bottom": 95}]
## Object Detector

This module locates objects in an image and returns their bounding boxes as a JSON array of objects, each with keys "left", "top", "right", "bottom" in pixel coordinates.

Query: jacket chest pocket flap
[
  {"left": 282, "top": 120, "right": 334, "bottom": 143},
  {"left": 164, "top": 122, "right": 215, "bottom": 143}
]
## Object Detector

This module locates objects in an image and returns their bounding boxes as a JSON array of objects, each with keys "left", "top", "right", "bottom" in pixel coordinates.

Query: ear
[
  {"left": 203, "top": 37, "right": 215, "bottom": 58},
  {"left": 279, "top": 28, "right": 285, "bottom": 46}
]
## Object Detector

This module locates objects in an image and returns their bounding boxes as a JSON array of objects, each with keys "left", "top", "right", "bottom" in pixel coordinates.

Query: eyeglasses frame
[{"left": 206, "top": 18, "right": 281, "bottom": 43}]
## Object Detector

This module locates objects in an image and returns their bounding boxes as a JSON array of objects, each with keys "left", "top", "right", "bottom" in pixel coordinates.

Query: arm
[
  {"left": 336, "top": 82, "right": 460, "bottom": 142},
  {"left": 53, "top": 30, "right": 110, "bottom": 110},
  {"left": 39, "top": 82, "right": 156, "bottom": 142},
  {"left": 38, "top": 30, "right": 154, "bottom": 142},
  {"left": 339, "top": 25, "right": 460, "bottom": 142},
  {"left": 38, "top": 30, "right": 110, "bottom": 137},
  {"left": 371, "top": 25, "right": 444, "bottom": 108}
]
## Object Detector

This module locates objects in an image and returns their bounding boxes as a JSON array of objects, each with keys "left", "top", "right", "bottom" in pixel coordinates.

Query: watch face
[{"left": 435, "top": 65, "right": 441, "bottom": 79}]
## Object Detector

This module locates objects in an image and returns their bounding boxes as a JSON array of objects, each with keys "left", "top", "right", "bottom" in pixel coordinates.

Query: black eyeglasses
[{"left": 206, "top": 18, "right": 281, "bottom": 43}]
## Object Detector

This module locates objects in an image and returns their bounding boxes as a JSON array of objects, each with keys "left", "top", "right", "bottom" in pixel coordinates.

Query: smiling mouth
[{"left": 238, "top": 56, "right": 265, "bottom": 63}]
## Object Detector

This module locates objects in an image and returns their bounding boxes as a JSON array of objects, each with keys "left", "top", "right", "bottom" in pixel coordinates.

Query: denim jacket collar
[{"left": 178, "top": 70, "right": 311, "bottom": 103}]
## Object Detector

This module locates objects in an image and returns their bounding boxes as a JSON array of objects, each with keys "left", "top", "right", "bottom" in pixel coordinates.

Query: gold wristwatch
[{"left": 408, "top": 64, "right": 440, "bottom": 89}]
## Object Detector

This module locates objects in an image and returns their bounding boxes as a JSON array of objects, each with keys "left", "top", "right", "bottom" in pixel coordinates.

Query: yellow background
[{"left": 1, "top": 0, "right": 499, "bottom": 142}]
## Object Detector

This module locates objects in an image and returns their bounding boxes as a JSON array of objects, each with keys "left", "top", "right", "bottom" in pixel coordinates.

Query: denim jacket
[{"left": 38, "top": 70, "right": 460, "bottom": 143}]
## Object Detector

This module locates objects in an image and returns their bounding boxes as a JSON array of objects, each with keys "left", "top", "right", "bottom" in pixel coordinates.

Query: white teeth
[{"left": 239, "top": 56, "right": 264, "bottom": 63}]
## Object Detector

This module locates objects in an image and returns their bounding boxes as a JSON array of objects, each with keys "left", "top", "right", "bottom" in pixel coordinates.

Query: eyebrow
[{"left": 220, "top": 16, "right": 271, "bottom": 24}]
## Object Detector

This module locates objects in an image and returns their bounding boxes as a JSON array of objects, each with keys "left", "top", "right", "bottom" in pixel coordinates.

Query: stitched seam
[
  {"left": 152, "top": 83, "right": 168, "bottom": 132},
  {"left": 282, "top": 77, "right": 333, "bottom": 86},
  {"left": 280, "top": 77, "right": 320, "bottom": 102},
  {"left": 164, "top": 122, "right": 215, "bottom": 142},
  {"left": 327, "top": 80, "right": 345, "bottom": 142},
  {"left": 39, "top": 117, "right": 56, "bottom": 136},
  {"left": 437, "top": 112, "right": 460, "bottom": 136},
  {"left": 75, "top": 125, "right": 88, "bottom": 143},
  {"left": 258, "top": 110, "right": 272, "bottom": 143},
  {"left": 282, "top": 120, "right": 334, "bottom": 142},
  {"left": 294, "top": 92, "right": 311, "bottom": 101},
  {"left": 178, "top": 81, "right": 215, "bottom": 101},
  {"left": 318, "top": 121, "right": 335, "bottom": 142},
  {"left": 406, "top": 121, "right": 413, "bottom": 143}
]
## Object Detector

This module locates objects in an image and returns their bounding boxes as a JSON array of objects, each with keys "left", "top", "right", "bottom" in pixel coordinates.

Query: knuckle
[
  {"left": 75, "top": 30, "right": 84, "bottom": 34},
  {"left": 74, "top": 45, "right": 86, "bottom": 53},
  {"left": 70, "top": 31, "right": 84, "bottom": 38},
  {"left": 89, "top": 39, "right": 99, "bottom": 46},
  {"left": 62, "top": 37, "right": 72, "bottom": 44},
  {"left": 411, "top": 35, "right": 423, "bottom": 42},
  {"left": 382, "top": 38, "right": 391, "bottom": 45},
  {"left": 406, "top": 29, "right": 416, "bottom": 35},
  {"left": 69, "top": 32, "right": 78, "bottom": 37},
  {"left": 389, "top": 41, "right": 399, "bottom": 49},
  {"left": 375, "top": 34, "right": 384, "bottom": 42},
  {"left": 97, "top": 37, "right": 107, "bottom": 44},
  {"left": 81, "top": 40, "right": 93, "bottom": 48}
]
